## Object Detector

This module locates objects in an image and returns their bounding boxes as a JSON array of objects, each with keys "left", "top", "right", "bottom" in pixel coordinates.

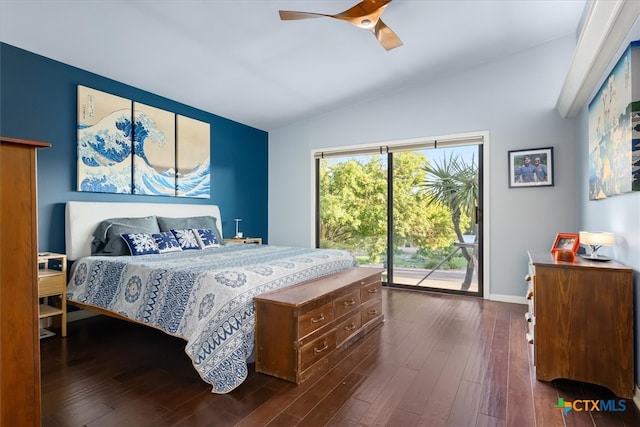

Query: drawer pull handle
[
  {"left": 343, "top": 299, "right": 356, "bottom": 307},
  {"left": 526, "top": 332, "right": 534, "bottom": 344},
  {"left": 526, "top": 290, "right": 534, "bottom": 299},
  {"left": 367, "top": 288, "right": 378, "bottom": 294},
  {"left": 344, "top": 322, "right": 357, "bottom": 331},
  {"left": 367, "top": 309, "right": 378, "bottom": 316},
  {"left": 360, "top": 281, "right": 365, "bottom": 285},
  {"left": 525, "top": 274, "right": 532, "bottom": 282},
  {"left": 311, "top": 314, "right": 325, "bottom": 323},
  {"left": 314, "top": 341, "right": 329, "bottom": 354}
]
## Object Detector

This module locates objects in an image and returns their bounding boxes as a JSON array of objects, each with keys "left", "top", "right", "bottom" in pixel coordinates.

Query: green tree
[
  {"left": 392, "top": 151, "right": 454, "bottom": 251},
  {"left": 319, "top": 157, "right": 387, "bottom": 261},
  {"left": 420, "top": 153, "right": 478, "bottom": 290},
  {"left": 320, "top": 152, "right": 455, "bottom": 264}
]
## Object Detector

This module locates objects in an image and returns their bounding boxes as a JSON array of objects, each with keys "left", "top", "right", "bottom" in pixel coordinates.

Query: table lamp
[
  {"left": 234, "top": 218, "right": 243, "bottom": 238},
  {"left": 579, "top": 231, "right": 614, "bottom": 261}
]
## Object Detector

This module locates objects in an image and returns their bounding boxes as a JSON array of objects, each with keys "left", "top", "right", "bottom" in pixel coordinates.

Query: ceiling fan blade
[
  {"left": 334, "top": 0, "right": 392, "bottom": 20},
  {"left": 374, "top": 19, "right": 403, "bottom": 51},
  {"left": 279, "top": 10, "right": 329, "bottom": 20}
]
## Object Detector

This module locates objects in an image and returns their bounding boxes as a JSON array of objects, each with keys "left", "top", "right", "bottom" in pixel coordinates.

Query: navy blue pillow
[
  {"left": 120, "top": 233, "right": 160, "bottom": 256},
  {"left": 195, "top": 229, "right": 220, "bottom": 249},
  {"left": 152, "top": 231, "right": 182, "bottom": 254},
  {"left": 170, "top": 229, "right": 201, "bottom": 250}
]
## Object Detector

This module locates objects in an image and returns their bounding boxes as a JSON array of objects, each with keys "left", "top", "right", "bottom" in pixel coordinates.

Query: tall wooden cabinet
[
  {"left": 1, "top": 137, "right": 50, "bottom": 426},
  {"left": 528, "top": 251, "right": 634, "bottom": 398}
]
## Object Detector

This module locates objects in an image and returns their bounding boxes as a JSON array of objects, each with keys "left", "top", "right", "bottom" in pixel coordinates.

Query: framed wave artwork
[{"left": 77, "top": 86, "right": 211, "bottom": 198}]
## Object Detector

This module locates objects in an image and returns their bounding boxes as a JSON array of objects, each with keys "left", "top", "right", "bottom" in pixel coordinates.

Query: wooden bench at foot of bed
[{"left": 253, "top": 267, "right": 385, "bottom": 384}]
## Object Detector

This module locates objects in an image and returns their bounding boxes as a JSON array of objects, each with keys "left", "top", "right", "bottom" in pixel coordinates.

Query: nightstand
[
  {"left": 37, "top": 252, "right": 67, "bottom": 337},
  {"left": 224, "top": 237, "right": 262, "bottom": 245}
]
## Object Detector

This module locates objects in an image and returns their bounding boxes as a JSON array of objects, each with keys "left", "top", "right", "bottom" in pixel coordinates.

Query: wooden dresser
[
  {"left": 527, "top": 251, "right": 634, "bottom": 398},
  {"left": 254, "top": 267, "right": 384, "bottom": 384},
  {"left": 1, "top": 137, "right": 50, "bottom": 426}
]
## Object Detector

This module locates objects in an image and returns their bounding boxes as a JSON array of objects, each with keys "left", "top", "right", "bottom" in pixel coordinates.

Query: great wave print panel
[
  {"left": 133, "top": 102, "right": 176, "bottom": 196},
  {"left": 176, "top": 115, "right": 210, "bottom": 198},
  {"left": 77, "top": 86, "right": 132, "bottom": 194}
]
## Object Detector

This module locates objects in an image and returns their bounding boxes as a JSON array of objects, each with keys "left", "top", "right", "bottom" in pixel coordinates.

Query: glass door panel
[
  {"left": 390, "top": 146, "right": 480, "bottom": 294},
  {"left": 318, "top": 155, "right": 387, "bottom": 271}
]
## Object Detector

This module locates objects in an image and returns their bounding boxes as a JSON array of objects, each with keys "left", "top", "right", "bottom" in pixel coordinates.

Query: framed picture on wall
[{"left": 508, "top": 147, "right": 554, "bottom": 188}]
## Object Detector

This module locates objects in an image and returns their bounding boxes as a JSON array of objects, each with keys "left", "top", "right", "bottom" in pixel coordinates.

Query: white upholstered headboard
[{"left": 65, "top": 201, "right": 223, "bottom": 261}]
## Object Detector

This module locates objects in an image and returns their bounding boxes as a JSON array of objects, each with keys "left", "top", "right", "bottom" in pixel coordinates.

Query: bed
[{"left": 64, "top": 201, "right": 358, "bottom": 393}]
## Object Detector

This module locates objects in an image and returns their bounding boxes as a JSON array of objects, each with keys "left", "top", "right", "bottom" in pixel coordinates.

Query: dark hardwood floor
[{"left": 40, "top": 288, "right": 640, "bottom": 426}]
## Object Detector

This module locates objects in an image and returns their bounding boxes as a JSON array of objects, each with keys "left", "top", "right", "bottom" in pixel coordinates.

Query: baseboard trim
[
  {"left": 489, "top": 294, "right": 527, "bottom": 305},
  {"left": 67, "top": 309, "right": 98, "bottom": 323},
  {"left": 633, "top": 385, "right": 640, "bottom": 411}
]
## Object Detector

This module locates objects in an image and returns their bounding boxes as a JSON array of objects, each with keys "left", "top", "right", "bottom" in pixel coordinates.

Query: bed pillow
[
  {"left": 157, "top": 216, "right": 224, "bottom": 245},
  {"left": 152, "top": 231, "right": 182, "bottom": 253},
  {"left": 194, "top": 228, "right": 220, "bottom": 249},
  {"left": 92, "top": 216, "right": 160, "bottom": 256},
  {"left": 120, "top": 233, "right": 160, "bottom": 256},
  {"left": 170, "top": 229, "right": 201, "bottom": 250}
]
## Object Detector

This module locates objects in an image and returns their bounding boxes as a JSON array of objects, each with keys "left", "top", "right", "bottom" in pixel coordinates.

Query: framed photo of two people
[{"left": 508, "top": 147, "right": 554, "bottom": 188}]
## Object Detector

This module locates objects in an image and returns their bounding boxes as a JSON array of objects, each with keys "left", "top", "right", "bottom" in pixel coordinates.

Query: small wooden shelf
[
  {"left": 37, "top": 252, "right": 67, "bottom": 337},
  {"left": 38, "top": 304, "right": 64, "bottom": 318}
]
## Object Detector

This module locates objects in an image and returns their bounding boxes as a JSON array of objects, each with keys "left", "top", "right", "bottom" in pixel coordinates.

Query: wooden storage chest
[{"left": 254, "top": 267, "right": 384, "bottom": 384}]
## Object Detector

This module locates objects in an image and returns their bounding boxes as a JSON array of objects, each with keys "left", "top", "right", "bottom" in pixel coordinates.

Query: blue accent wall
[{"left": 0, "top": 43, "right": 268, "bottom": 253}]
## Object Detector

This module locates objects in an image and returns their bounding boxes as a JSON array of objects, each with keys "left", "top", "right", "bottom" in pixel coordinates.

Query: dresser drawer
[
  {"left": 334, "top": 290, "right": 360, "bottom": 318},
  {"left": 299, "top": 330, "right": 336, "bottom": 372},
  {"left": 298, "top": 302, "right": 334, "bottom": 338},
  {"left": 38, "top": 275, "right": 65, "bottom": 297},
  {"left": 361, "top": 299, "right": 382, "bottom": 326},
  {"left": 361, "top": 281, "right": 381, "bottom": 304},
  {"left": 336, "top": 312, "right": 362, "bottom": 347}
]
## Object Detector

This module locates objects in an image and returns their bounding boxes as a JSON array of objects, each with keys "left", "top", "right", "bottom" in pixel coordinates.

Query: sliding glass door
[{"left": 316, "top": 137, "right": 482, "bottom": 296}]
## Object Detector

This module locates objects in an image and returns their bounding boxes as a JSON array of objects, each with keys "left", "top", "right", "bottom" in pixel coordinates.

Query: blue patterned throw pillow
[
  {"left": 120, "top": 233, "right": 160, "bottom": 256},
  {"left": 152, "top": 231, "right": 182, "bottom": 254},
  {"left": 170, "top": 229, "right": 201, "bottom": 250},
  {"left": 195, "top": 228, "right": 220, "bottom": 249}
]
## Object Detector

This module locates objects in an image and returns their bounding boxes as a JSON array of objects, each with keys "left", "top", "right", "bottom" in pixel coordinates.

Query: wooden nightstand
[
  {"left": 37, "top": 252, "right": 67, "bottom": 337},
  {"left": 224, "top": 237, "right": 262, "bottom": 245}
]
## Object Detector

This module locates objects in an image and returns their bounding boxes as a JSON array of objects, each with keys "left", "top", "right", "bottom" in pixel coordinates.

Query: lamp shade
[{"left": 579, "top": 231, "right": 614, "bottom": 247}]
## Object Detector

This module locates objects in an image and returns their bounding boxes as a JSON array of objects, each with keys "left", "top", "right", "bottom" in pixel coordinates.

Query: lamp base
[{"left": 579, "top": 254, "right": 611, "bottom": 262}]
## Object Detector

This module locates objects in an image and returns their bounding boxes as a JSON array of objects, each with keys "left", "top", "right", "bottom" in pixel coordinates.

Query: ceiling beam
[{"left": 556, "top": 0, "right": 640, "bottom": 118}]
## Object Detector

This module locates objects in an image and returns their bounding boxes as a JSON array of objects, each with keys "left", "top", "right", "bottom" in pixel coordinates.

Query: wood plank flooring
[{"left": 40, "top": 288, "right": 640, "bottom": 426}]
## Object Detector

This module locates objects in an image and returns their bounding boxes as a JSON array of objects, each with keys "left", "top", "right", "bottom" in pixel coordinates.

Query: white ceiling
[{"left": 0, "top": 0, "right": 587, "bottom": 131}]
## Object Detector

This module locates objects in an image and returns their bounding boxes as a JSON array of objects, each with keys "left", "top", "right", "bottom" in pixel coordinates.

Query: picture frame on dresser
[{"left": 550, "top": 232, "right": 579, "bottom": 255}]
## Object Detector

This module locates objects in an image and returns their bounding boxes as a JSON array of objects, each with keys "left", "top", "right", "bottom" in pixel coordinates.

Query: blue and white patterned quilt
[{"left": 67, "top": 244, "right": 357, "bottom": 393}]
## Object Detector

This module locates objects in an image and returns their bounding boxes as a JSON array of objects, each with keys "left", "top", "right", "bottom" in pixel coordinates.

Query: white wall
[{"left": 269, "top": 35, "right": 580, "bottom": 300}]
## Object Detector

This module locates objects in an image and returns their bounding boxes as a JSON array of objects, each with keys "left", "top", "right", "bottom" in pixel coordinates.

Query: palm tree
[{"left": 420, "top": 153, "right": 478, "bottom": 291}]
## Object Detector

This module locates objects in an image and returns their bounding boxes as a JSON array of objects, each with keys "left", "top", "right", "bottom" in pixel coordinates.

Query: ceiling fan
[{"left": 278, "top": 0, "right": 403, "bottom": 51}]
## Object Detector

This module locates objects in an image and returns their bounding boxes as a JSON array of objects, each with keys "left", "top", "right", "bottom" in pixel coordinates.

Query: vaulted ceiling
[{"left": 1, "top": 1, "right": 588, "bottom": 131}]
